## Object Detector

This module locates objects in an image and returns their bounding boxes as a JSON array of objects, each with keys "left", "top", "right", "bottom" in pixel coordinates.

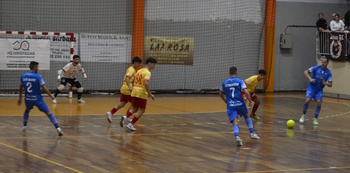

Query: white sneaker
[
  {"left": 120, "top": 116, "right": 129, "bottom": 127},
  {"left": 236, "top": 137, "right": 243, "bottom": 146},
  {"left": 250, "top": 133, "right": 260, "bottom": 140},
  {"left": 299, "top": 115, "right": 305, "bottom": 123},
  {"left": 57, "top": 127, "right": 63, "bottom": 136},
  {"left": 313, "top": 119, "right": 319, "bottom": 125},
  {"left": 52, "top": 98, "right": 57, "bottom": 104},
  {"left": 126, "top": 123, "right": 136, "bottom": 131},
  {"left": 106, "top": 112, "right": 112, "bottom": 123},
  {"left": 22, "top": 126, "right": 27, "bottom": 132},
  {"left": 77, "top": 99, "right": 85, "bottom": 103}
]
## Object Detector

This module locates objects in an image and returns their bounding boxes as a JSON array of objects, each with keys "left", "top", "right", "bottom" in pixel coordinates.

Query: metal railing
[{"left": 316, "top": 31, "right": 349, "bottom": 61}]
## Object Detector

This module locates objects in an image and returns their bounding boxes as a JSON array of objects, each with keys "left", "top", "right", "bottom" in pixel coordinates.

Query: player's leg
[
  {"left": 240, "top": 106, "right": 259, "bottom": 140},
  {"left": 106, "top": 94, "right": 128, "bottom": 123},
  {"left": 250, "top": 93, "right": 260, "bottom": 120},
  {"left": 22, "top": 101, "right": 34, "bottom": 132},
  {"left": 313, "top": 91, "right": 323, "bottom": 125},
  {"left": 37, "top": 101, "right": 63, "bottom": 136},
  {"left": 74, "top": 80, "right": 84, "bottom": 103},
  {"left": 126, "top": 98, "right": 147, "bottom": 131},
  {"left": 228, "top": 109, "right": 242, "bottom": 146},
  {"left": 53, "top": 78, "right": 67, "bottom": 103},
  {"left": 300, "top": 89, "right": 314, "bottom": 123}
]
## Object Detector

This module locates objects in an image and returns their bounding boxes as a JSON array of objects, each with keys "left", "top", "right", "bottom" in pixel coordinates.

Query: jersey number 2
[
  {"left": 26, "top": 82, "right": 33, "bottom": 93},
  {"left": 230, "top": 87, "right": 235, "bottom": 98}
]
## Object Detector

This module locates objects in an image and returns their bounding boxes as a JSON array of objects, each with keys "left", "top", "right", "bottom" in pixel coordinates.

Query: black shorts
[{"left": 61, "top": 77, "right": 81, "bottom": 87}]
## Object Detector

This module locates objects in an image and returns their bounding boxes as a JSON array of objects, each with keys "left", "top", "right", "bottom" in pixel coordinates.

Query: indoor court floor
[{"left": 0, "top": 92, "right": 350, "bottom": 172}]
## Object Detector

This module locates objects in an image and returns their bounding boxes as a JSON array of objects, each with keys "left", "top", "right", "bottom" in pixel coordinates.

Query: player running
[
  {"left": 242, "top": 69, "right": 267, "bottom": 120},
  {"left": 121, "top": 57, "right": 157, "bottom": 131},
  {"left": 53, "top": 55, "right": 87, "bottom": 103},
  {"left": 299, "top": 56, "right": 332, "bottom": 125},
  {"left": 106, "top": 56, "right": 142, "bottom": 124},
  {"left": 220, "top": 66, "right": 260, "bottom": 146},
  {"left": 18, "top": 61, "right": 63, "bottom": 136}
]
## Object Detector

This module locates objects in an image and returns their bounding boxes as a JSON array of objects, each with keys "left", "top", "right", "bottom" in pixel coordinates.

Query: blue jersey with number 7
[
  {"left": 220, "top": 77, "right": 247, "bottom": 110},
  {"left": 20, "top": 72, "right": 45, "bottom": 101}
]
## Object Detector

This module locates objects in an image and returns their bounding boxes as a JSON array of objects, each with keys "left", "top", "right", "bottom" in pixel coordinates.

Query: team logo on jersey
[{"left": 12, "top": 40, "right": 30, "bottom": 51}]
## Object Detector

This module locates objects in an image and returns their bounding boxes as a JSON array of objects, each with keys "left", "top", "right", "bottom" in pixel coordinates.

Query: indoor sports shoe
[
  {"left": 106, "top": 112, "right": 112, "bottom": 123},
  {"left": 120, "top": 116, "right": 128, "bottom": 127},
  {"left": 250, "top": 114, "right": 260, "bottom": 120},
  {"left": 126, "top": 123, "right": 136, "bottom": 131},
  {"left": 56, "top": 127, "right": 63, "bottom": 136},
  {"left": 52, "top": 98, "right": 57, "bottom": 104},
  {"left": 236, "top": 137, "right": 243, "bottom": 146},
  {"left": 313, "top": 119, "right": 319, "bottom": 125},
  {"left": 22, "top": 126, "right": 27, "bottom": 132},
  {"left": 77, "top": 99, "right": 85, "bottom": 103},
  {"left": 299, "top": 115, "right": 305, "bottom": 123},
  {"left": 250, "top": 133, "right": 260, "bottom": 140}
]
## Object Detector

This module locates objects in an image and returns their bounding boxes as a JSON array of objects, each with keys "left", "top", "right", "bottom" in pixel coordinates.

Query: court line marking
[
  {"left": 235, "top": 165, "right": 350, "bottom": 173},
  {"left": 0, "top": 141, "right": 82, "bottom": 173}
]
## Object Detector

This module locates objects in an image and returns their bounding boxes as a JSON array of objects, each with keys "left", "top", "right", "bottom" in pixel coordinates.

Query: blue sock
[
  {"left": 48, "top": 114, "right": 59, "bottom": 128},
  {"left": 303, "top": 103, "right": 309, "bottom": 115},
  {"left": 314, "top": 106, "right": 321, "bottom": 119},
  {"left": 23, "top": 110, "right": 29, "bottom": 126},
  {"left": 233, "top": 124, "right": 239, "bottom": 137},
  {"left": 245, "top": 117, "right": 254, "bottom": 133}
]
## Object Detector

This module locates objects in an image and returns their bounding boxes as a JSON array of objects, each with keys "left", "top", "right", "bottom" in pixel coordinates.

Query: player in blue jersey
[
  {"left": 220, "top": 66, "right": 260, "bottom": 146},
  {"left": 18, "top": 61, "right": 63, "bottom": 136},
  {"left": 300, "top": 56, "right": 332, "bottom": 125}
]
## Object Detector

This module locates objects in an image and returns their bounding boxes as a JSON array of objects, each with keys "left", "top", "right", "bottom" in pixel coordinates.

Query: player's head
[
  {"left": 146, "top": 57, "right": 157, "bottom": 70},
  {"left": 229, "top": 66, "right": 237, "bottom": 76},
  {"left": 321, "top": 56, "right": 329, "bottom": 69},
  {"left": 29, "top": 61, "right": 39, "bottom": 73},
  {"left": 258, "top": 69, "right": 267, "bottom": 80},
  {"left": 72, "top": 55, "right": 80, "bottom": 65},
  {"left": 132, "top": 56, "right": 142, "bottom": 68}
]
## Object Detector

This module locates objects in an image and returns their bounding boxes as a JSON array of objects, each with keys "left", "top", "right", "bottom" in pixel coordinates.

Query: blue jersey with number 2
[
  {"left": 220, "top": 77, "right": 247, "bottom": 110},
  {"left": 20, "top": 72, "right": 45, "bottom": 101}
]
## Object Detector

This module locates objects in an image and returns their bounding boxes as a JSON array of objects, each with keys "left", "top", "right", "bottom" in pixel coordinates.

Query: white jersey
[{"left": 61, "top": 62, "right": 83, "bottom": 79}]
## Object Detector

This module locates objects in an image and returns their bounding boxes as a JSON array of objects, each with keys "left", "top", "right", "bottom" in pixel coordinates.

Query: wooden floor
[{"left": 1, "top": 93, "right": 350, "bottom": 173}]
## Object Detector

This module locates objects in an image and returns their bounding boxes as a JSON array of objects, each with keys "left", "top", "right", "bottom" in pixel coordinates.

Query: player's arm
[
  {"left": 323, "top": 74, "right": 333, "bottom": 87},
  {"left": 144, "top": 80, "right": 154, "bottom": 100},
  {"left": 80, "top": 67, "right": 87, "bottom": 81},
  {"left": 125, "top": 77, "right": 132, "bottom": 92},
  {"left": 41, "top": 85, "right": 55, "bottom": 100},
  {"left": 304, "top": 68, "right": 315, "bottom": 83},
  {"left": 243, "top": 88, "right": 254, "bottom": 107},
  {"left": 219, "top": 92, "right": 226, "bottom": 104},
  {"left": 18, "top": 84, "right": 23, "bottom": 106}
]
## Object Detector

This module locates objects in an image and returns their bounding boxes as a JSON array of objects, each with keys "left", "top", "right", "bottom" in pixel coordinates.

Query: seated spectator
[
  {"left": 330, "top": 14, "right": 344, "bottom": 31},
  {"left": 316, "top": 12, "right": 328, "bottom": 32}
]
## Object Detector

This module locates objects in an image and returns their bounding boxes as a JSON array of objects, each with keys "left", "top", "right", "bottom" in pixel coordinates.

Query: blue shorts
[
  {"left": 227, "top": 105, "right": 248, "bottom": 123},
  {"left": 25, "top": 100, "right": 50, "bottom": 113},
  {"left": 305, "top": 88, "right": 323, "bottom": 101}
]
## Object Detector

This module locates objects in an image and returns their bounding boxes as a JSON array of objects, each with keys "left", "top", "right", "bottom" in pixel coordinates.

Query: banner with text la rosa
[
  {"left": 80, "top": 33, "right": 132, "bottom": 62},
  {"left": 0, "top": 39, "right": 50, "bottom": 70}
]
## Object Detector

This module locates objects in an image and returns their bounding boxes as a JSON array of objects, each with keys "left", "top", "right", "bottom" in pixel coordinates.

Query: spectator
[
  {"left": 330, "top": 14, "right": 344, "bottom": 31},
  {"left": 343, "top": 10, "right": 350, "bottom": 29},
  {"left": 316, "top": 12, "right": 328, "bottom": 32}
]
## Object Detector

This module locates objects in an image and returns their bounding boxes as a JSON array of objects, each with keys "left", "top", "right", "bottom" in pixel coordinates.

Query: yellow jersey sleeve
[
  {"left": 120, "top": 66, "right": 136, "bottom": 95},
  {"left": 244, "top": 75, "right": 262, "bottom": 93},
  {"left": 131, "top": 68, "right": 151, "bottom": 100}
]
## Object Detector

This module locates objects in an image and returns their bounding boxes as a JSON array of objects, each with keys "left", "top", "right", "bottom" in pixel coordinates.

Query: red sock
[
  {"left": 252, "top": 104, "right": 259, "bottom": 114},
  {"left": 126, "top": 111, "right": 132, "bottom": 118},
  {"left": 131, "top": 117, "right": 138, "bottom": 124},
  {"left": 110, "top": 108, "right": 117, "bottom": 115}
]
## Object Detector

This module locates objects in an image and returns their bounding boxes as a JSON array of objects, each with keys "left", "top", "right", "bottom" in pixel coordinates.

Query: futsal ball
[{"left": 286, "top": 119, "right": 295, "bottom": 129}]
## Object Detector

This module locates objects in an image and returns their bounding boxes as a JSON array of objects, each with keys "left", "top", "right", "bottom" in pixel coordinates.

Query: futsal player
[
  {"left": 300, "top": 56, "right": 332, "bottom": 125},
  {"left": 122, "top": 57, "right": 157, "bottom": 131},
  {"left": 106, "top": 56, "right": 142, "bottom": 124},
  {"left": 53, "top": 55, "right": 87, "bottom": 103},
  {"left": 18, "top": 61, "right": 63, "bottom": 136},
  {"left": 220, "top": 66, "right": 260, "bottom": 146},
  {"left": 242, "top": 69, "right": 267, "bottom": 120}
]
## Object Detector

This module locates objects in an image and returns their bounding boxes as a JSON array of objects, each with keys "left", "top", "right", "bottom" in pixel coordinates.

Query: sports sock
[
  {"left": 303, "top": 103, "right": 309, "bottom": 115},
  {"left": 23, "top": 110, "right": 29, "bottom": 126},
  {"left": 48, "top": 114, "right": 59, "bottom": 128},
  {"left": 314, "top": 106, "right": 321, "bottom": 119},
  {"left": 126, "top": 111, "right": 132, "bottom": 118},
  {"left": 252, "top": 104, "right": 259, "bottom": 115},
  {"left": 54, "top": 89, "right": 60, "bottom": 98},
  {"left": 78, "top": 93, "right": 82, "bottom": 100},
  {"left": 110, "top": 107, "right": 117, "bottom": 115},
  {"left": 233, "top": 124, "right": 239, "bottom": 137},
  {"left": 245, "top": 117, "right": 254, "bottom": 133},
  {"left": 131, "top": 117, "right": 139, "bottom": 124}
]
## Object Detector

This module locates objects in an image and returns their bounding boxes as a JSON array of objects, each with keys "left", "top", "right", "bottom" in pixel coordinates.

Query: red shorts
[
  {"left": 120, "top": 94, "right": 134, "bottom": 103},
  {"left": 241, "top": 92, "right": 258, "bottom": 100},
  {"left": 132, "top": 97, "right": 147, "bottom": 109}
]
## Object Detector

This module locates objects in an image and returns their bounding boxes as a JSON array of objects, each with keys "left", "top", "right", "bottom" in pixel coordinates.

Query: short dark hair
[
  {"left": 146, "top": 57, "right": 157, "bottom": 64},
  {"left": 132, "top": 56, "right": 142, "bottom": 64},
  {"left": 229, "top": 66, "right": 237, "bottom": 75},
  {"left": 73, "top": 55, "right": 80, "bottom": 59},
  {"left": 335, "top": 14, "right": 340, "bottom": 18},
  {"left": 259, "top": 69, "right": 267, "bottom": 75},
  {"left": 29, "top": 61, "right": 39, "bottom": 70},
  {"left": 318, "top": 12, "right": 324, "bottom": 17}
]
